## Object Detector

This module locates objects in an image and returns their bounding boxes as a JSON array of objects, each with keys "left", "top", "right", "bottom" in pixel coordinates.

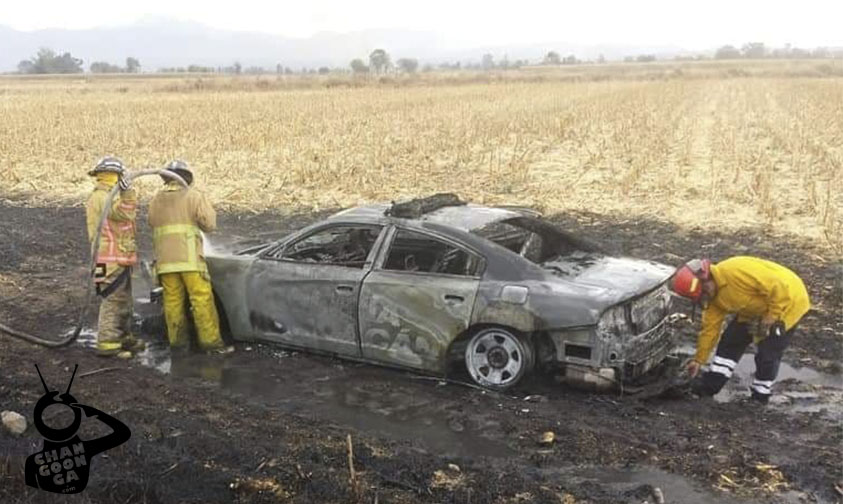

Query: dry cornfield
[{"left": 1, "top": 71, "right": 841, "bottom": 255}]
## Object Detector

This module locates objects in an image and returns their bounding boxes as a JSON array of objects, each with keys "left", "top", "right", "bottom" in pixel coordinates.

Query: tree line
[
  {"left": 14, "top": 43, "right": 843, "bottom": 75},
  {"left": 348, "top": 49, "right": 534, "bottom": 74},
  {"left": 713, "top": 43, "right": 838, "bottom": 60},
  {"left": 17, "top": 48, "right": 141, "bottom": 74}
]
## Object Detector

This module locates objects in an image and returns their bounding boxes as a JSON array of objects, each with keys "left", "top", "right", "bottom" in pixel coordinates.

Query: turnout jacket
[
  {"left": 147, "top": 182, "right": 216, "bottom": 274},
  {"left": 694, "top": 256, "right": 811, "bottom": 363},
  {"left": 85, "top": 182, "right": 138, "bottom": 280}
]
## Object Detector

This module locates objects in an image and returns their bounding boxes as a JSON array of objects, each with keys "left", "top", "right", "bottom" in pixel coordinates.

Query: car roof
[{"left": 327, "top": 203, "right": 527, "bottom": 232}]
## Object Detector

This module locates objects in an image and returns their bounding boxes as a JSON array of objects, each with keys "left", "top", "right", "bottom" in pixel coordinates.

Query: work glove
[
  {"left": 765, "top": 320, "right": 788, "bottom": 354},
  {"left": 768, "top": 320, "right": 786, "bottom": 340},
  {"left": 118, "top": 175, "right": 131, "bottom": 192},
  {"left": 758, "top": 314, "right": 777, "bottom": 339}
]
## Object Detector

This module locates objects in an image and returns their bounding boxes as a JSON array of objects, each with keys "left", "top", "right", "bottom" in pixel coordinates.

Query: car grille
[
  {"left": 623, "top": 318, "right": 673, "bottom": 377},
  {"left": 622, "top": 283, "right": 674, "bottom": 378},
  {"left": 630, "top": 283, "right": 671, "bottom": 334}
]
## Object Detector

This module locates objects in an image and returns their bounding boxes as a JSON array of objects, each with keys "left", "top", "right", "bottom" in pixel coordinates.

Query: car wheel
[{"left": 465, "top": 327, "right": 533, "bottom": 390}]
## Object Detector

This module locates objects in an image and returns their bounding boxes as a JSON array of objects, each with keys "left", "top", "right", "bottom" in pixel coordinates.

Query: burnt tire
[{"left": 465, "top": 327, "right": 533, "bottom": 390}]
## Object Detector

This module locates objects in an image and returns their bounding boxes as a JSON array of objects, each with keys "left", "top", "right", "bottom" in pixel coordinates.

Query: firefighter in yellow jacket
[
  {"left": 671, "top": 256, "right": 811, "bottom": 403},
  {"left": 85, "top": 157, "right": 144, "bottom": 357},
  {"left": 148, "top": 160, "right": 230, "bottom": 353}
]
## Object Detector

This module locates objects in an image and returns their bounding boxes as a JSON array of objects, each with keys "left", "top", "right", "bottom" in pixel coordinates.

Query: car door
[
  {"left": 358, "top": 227, "right": 484, "bottom": 372},
  {"left": 246, "top": 224, "right": 385, "bottom": 357}
]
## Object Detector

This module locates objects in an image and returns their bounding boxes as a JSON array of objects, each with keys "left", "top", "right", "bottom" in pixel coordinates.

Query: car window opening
[
  {"left": 384, "top": 229, "right": 481, "bottom": 277},
  {"left": 272, "top": 225, "right": 383, "bottom": 268}
]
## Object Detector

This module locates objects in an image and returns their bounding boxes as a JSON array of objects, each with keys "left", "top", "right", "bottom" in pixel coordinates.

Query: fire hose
[{"left": 0, "top": 169, "right": 187, "bottom": 347}]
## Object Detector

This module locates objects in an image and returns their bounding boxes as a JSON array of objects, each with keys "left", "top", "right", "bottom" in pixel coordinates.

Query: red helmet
[{"left": 670, "top": 259, "right": 712, "bottom": 302}]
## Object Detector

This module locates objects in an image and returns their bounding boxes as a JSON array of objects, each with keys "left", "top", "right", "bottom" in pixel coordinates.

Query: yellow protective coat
[
  {"left": 148, "top": 182, "right": 216, "bottom": 274},
  {"left": 85, "top": 173, "right": 138, "bottom": 276},
  {"left": 148, "top": 182, "right": 223, "bottom": 350},
  {"left": 85, "top": 172, "right": 138, "bottom": 352},
  {"left": 694, "top": 256, "right": 811, "bottom": 363}
]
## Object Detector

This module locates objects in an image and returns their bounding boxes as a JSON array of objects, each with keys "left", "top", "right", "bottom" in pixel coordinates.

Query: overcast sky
[{"left": 3, "top": 0, "right": 841, "bottom": 49}]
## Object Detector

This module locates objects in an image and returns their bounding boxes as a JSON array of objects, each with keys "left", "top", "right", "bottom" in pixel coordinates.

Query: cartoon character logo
[{"left": 24, "top": 365, "right": 131, "bottom": 494}]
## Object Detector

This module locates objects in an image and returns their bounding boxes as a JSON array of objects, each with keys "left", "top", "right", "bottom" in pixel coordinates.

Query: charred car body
[{"left": 206, "top": 195, "right": 675, "bottom": 390}]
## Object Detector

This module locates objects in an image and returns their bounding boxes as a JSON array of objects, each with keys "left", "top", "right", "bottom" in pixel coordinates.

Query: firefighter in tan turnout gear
[
  {"left": 85, "top": 157, "right": 144, "bottom": 357},
  {"left": 671, "top": 256, "right": 811, "bottom": 404},
  {"left": 148, "top": 160, "right": 231, "bottom": 353}
]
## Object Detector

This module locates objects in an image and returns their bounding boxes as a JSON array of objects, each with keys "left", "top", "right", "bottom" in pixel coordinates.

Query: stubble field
[
  {"left": 1, "top": 66, "right": 841, "bottom": 255},
  {"left": 2, "top": 64, "right": 843, "bottom": 503}
]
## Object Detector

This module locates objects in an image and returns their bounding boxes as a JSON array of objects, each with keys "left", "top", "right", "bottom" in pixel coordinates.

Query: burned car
[{"left": 206, "top": 195, "right": 675, "bottom": 390}]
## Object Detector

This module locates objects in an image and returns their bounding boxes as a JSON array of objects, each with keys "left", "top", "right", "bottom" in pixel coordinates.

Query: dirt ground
[{"left": 1, "top": 200, "right": 841, "bottom": 504}]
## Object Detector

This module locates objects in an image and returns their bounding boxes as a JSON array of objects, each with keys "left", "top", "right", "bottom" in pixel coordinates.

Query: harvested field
[
  {"left": 1, "top": 66, "right": 841, "bottom": 253},
  {"left": 1, "top": 64, "right": 842, "bottom": 503}
]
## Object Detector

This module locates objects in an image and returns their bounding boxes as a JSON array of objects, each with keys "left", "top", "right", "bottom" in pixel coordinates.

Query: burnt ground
[{"left": 0, "top": 199, "right": 841, "bottom": 504}]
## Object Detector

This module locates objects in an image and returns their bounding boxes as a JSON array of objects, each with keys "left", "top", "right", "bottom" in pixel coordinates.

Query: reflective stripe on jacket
[
  {"left": 85, "top": 183, "right": 138, "bottom": 278},
  {"left": 148, "top": 183, "right": 216, "bottom": 275},
  {"left": 695, "top": 256, "right": 811, "bottom": 363}
]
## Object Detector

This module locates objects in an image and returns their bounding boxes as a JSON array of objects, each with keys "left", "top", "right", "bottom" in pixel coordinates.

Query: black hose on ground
[{"left": 0, "top": 169, "right": 187, "bottom": 347}]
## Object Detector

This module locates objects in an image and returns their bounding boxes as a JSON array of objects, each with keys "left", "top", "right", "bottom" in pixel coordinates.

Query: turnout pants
[
  {"left": 160, "top": 271, "right": 223, "bottom": 351},
  {"left": 697, "top": 320, "right": 792, "bottom": 403},
  {"left": 96, "top": 267, "right": 134, "bottom": 354}
]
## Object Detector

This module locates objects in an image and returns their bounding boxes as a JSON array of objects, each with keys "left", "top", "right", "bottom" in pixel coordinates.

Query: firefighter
[
  {"left": 671, "top": 257, "right": 811, "bottom": 403},
  {"left": 85, "top": 157, "right": 144, "bottom": 357},
  {"left": 148, "top": 160, "right": 231, "bottom": 353}
]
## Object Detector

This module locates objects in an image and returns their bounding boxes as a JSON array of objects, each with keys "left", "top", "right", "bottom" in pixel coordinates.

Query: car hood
[
  {"left": 205, "top": 236, "right": 272, "bottom": 257},
  {"left": 542, "top": 253, "right": 674, "bottom": 303}
]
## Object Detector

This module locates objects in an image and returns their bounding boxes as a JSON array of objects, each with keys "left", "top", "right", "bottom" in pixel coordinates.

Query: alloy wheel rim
[{"left": 467, "top": 330, "right": 524, "bottom": 387}]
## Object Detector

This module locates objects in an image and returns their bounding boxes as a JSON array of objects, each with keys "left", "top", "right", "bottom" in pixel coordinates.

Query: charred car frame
[{"left": 206, "top": 195, "right": 675, "bottom": 390}]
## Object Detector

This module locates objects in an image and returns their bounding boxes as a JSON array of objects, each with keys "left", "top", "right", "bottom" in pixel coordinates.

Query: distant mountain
[{"left": 1, "top": 18, "right": 683, "bottom": 72}]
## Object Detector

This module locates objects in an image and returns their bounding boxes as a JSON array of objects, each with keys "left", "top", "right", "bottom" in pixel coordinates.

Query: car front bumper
[{"left": 547, "top": 315, "right": 674, "bottom": 389}]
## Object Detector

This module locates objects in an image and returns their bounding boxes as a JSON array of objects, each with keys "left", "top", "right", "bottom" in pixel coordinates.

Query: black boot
[{"left": 750, "top": 390, "right": 770, "bottom": 405}]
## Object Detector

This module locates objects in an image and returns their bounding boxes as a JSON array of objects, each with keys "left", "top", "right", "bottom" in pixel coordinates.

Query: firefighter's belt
[{"left": 96, "top": 266, "right": 131, "bottom": 298}]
